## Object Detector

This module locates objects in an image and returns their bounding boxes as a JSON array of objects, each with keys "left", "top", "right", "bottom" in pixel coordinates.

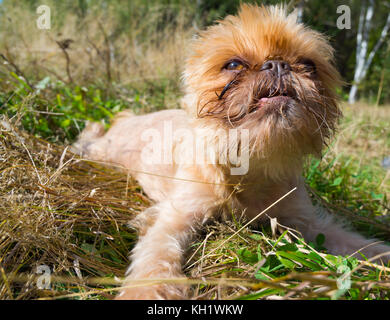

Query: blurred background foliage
[
  {"left": 0, "top": 0, "right": 388, "bottom": 105},
  {"left": 0, "top": 0, "right": 389, "bottom": 300}
]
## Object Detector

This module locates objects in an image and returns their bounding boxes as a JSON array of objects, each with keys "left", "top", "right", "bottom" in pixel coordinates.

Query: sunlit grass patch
[
  {"left": 0, "top": 120, "right": 148, "bottom": 299},
  {"left": 0, "top": 78, "right": 389, "bottom": 300}
]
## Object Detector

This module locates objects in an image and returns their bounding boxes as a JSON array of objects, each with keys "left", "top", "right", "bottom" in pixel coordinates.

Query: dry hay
[
  {"left": 0, "top": 116, "right": 149, "bottom": 299},
  {"left": 1, "top": 114, "right": 390, "bottom": 300}
]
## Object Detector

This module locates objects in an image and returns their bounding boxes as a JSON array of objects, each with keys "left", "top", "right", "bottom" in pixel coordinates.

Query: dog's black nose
[{"left": 260, "top": 60, "right": 291, "bottom": 77}]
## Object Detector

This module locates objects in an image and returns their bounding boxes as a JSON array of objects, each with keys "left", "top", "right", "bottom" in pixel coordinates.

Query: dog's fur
[{"left": 73, "top": 5, "right": 390, "bottom": 299}]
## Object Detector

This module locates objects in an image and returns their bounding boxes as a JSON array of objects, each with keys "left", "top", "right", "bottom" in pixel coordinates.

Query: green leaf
[
  {"left": 331, "top": 177, "right": 343, "bottom": 186},
  {"left": 254, "top": 272, "right": 270, "bottom": 281},
  {"left": 275, "top": 253, "right": 296, "bottom": 269},
  {"left": 60, "top": 118, "right": 71, "bottom": 128},
  {"left": 278, "top": 243, "right": 298, "bottom": 252},
  {"left": 237, "top": 248, "right": 259, "bottom": 264},
  {"left": 97, "top": 105, "right": 114, "bottom": 118},
  {"left": 249, "top": 233, "right": 263, "bottom": 241},
  {"left": 370, "top": 192, "right": 384, "bottom": 200},
  {"left": 307, "top": 251, "right": 324, "bottom": 263},
  {"left": 271, "top": 230, "right": 289, "bottom": 250},
  {"left": 257, "top": 245, "right": 263, "bottom": 261},
  {"left": 276, "top": 251, "right": 321, "bottom": 270},
  {"left": 316, "top": 233, "right": 326, "bottom": 246}
]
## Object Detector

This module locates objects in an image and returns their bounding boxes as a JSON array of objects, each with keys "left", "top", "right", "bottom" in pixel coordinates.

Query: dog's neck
[
  {"left": 223, "top": 157, "right": 303, "bottom": 222},
  {"left": 228, "top": 156, "right": 302, "bottom": 188}
]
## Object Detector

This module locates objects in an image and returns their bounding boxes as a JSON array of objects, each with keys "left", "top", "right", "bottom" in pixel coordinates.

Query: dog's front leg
[
  {"left": 115, "top": 193, "right": 218, "bottom": 300},
  {"left": 280, "top": 185, "right": 390, "bottom": 262},
  {"left": 290, "top": 208, "right": 390, "bottom": 262}
]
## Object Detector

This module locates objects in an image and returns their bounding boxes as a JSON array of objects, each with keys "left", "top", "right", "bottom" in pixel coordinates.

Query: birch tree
[
  {"left": 296, "top": 0, "right": 305, "bottom": 23},
  {"left": 290, "top": 0, "right": 305, "bottom": 23},
  {"left": 349, "top": 0, "right": 390, "bottom": 104}
]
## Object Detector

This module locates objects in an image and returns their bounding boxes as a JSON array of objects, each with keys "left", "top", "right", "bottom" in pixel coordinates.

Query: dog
[{"left": 73, "top": 4, "right": 390, "bottom": 299}]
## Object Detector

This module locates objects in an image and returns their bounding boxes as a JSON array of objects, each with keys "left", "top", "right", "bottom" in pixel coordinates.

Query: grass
[
  {"left": 0, "top": 0, "right": 389, "bottom": 300},
  {"left": 0, "top": 73, "right": 389, "bottom": 300},
  {"left": 0, "top": 74, "right": 180, "bottom": 144}
]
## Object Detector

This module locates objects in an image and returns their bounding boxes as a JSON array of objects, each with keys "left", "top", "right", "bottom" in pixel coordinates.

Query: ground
[{"left": 0, "top": 82, "right": 389, "bottom": 299}]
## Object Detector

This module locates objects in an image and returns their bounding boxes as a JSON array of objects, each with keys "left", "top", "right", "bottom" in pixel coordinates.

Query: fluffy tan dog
[{"left": 73, "top": 4, "right": 390, "bottom": 299}]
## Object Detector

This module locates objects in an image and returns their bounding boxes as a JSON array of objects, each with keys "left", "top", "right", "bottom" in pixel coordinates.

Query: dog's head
[{"left": 183, "top": 4, "right": 342, "bottom": 173}]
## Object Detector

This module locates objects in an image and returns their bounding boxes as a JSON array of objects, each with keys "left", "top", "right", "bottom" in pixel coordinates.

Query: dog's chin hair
[{"left": 193, "top": 100, "right": 324, "bottom": 181}]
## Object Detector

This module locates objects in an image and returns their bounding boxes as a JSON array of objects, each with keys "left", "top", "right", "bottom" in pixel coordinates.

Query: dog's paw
[
  {"left": 115, "top": 283, "right": 188, "bottom": 300},
  {"left": 70, "top": 121, "right": 105, "bottom": 156},
  {"left": 363, "top": 244, "right": 390, "bottom": 264}
]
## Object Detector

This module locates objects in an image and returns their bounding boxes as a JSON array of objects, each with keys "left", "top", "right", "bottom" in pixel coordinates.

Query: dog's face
[{"left": 183, "top": 5, "right": 342, "bottom": 169}]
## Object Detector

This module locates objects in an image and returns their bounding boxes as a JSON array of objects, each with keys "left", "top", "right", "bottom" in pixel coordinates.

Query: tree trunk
[
  {"left": 296, "top": 0, "right": 304, "bottom": 23},
  {"left": 348, "top": 84, "right": 358, "bottom": 104},
  {"left": 349, "top": 0, "right": 390, "bottom": 104}
]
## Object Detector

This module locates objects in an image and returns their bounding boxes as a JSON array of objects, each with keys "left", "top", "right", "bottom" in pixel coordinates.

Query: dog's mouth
[
  {"left": 259, "top": 95, "right": 292, "bottom": 105},
  {"left": 249, "top": 90, "right": 296, "bottom": 114}
]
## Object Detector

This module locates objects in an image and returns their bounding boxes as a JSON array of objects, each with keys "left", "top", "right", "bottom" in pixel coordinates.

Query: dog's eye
[
  {"left": 224, "top": 60, "right": 245, "bottom": 71},
  {"left": 298, "top": 58, "right": 316, "bottom": 72}
]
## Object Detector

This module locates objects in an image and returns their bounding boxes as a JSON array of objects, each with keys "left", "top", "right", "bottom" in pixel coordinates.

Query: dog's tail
[
  {"left": 71, "top": 110, "right": 134, "bottom": 158},
  {"left": 111, "top": 110, "right": 135, "bottom": 126},
  {"left": 70, "top": 121, "right": 105, "bottom": 157}
]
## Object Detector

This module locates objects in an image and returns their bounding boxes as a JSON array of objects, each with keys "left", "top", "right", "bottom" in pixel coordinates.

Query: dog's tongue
[{"left": 259, "top": 96, "right": 290, "bottom": 107}]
